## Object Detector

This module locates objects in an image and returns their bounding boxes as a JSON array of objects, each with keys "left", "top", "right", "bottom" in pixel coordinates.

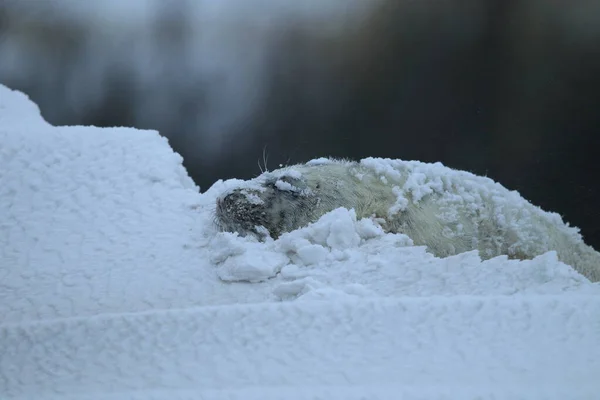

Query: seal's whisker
[{"left": 262, "top": 145, "right": 269, "bottom": 173}]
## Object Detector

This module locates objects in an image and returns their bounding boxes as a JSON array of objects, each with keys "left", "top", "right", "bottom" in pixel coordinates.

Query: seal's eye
[{"left": 278, "top": 176, "right": 297, "bottom": 185}]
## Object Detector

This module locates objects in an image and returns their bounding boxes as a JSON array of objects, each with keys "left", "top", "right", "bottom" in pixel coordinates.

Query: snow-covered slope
[
  {"left": 4, "top": 296, "right": 600, "bottom": 400},
  {"left": 1, "top": 84, "right": 599, "bottom": 399}
]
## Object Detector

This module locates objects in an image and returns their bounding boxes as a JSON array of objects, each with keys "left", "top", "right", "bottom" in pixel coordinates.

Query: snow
[
  {"left": 1, "top": 83, "right": 600, "bottom": 399},
  {"left": 3, "top": 296, "right": 600, "bottom": 400}
]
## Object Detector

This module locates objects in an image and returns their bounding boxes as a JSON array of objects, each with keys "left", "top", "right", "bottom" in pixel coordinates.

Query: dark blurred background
[{"left": 1, "top": 0, "right": 599, "bottom": 248}]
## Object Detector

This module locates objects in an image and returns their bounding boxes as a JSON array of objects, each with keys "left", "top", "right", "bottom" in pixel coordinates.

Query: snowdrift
[{"left": 1, "top": 84, "right": 599, "bottom": 399}]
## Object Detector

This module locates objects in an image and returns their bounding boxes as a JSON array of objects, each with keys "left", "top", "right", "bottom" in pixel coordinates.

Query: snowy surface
[{"left": 1, "top": 84, "right": 600, "bottom": 399}]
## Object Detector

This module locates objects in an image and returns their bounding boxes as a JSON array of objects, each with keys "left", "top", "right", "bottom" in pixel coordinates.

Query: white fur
[{"left": 219, "top": 157, "right": 600, "bottom": 282}]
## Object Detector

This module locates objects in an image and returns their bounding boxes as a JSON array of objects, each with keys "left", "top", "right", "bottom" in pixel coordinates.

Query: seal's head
[
  {"left": 214, "top": 159, "right": 391, "bottom": 239},
  {"left": 215, "top": 168, "right": 324, "bottom": 239}
]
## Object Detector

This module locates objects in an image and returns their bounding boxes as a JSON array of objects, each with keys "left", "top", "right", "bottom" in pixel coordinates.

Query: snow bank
[
  {"left": 1, "top": 84, "right": 599, "bottom": 399},
  {"left": 0, "top": 84, "right": 209, "bottom": 323},
  {"left": 3, "top": 296, "right": 600, "bottom": 399}
]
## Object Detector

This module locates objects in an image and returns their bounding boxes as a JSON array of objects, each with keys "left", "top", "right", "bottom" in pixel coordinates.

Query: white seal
[{"left": 215, "top": 157, "right": 600, "bottom": 282}]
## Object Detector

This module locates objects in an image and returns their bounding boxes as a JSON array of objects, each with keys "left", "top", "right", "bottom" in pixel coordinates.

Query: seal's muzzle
[{"left": 216, "top": 188, "right": 269, "bottom": 236}]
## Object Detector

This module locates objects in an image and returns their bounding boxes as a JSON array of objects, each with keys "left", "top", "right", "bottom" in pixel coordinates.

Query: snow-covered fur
[{"left": 215, "top": 157, "right": 600, "bottom": 282}]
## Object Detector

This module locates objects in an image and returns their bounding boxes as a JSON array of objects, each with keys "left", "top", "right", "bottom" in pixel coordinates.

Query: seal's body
[{"left": 215, "top": 157, "right": 600, "bottom": 282}]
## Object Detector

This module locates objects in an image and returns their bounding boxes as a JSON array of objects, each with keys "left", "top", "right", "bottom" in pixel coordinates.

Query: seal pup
[{"left": 215, "top": 157, "right": 600, "bottom": 282}]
